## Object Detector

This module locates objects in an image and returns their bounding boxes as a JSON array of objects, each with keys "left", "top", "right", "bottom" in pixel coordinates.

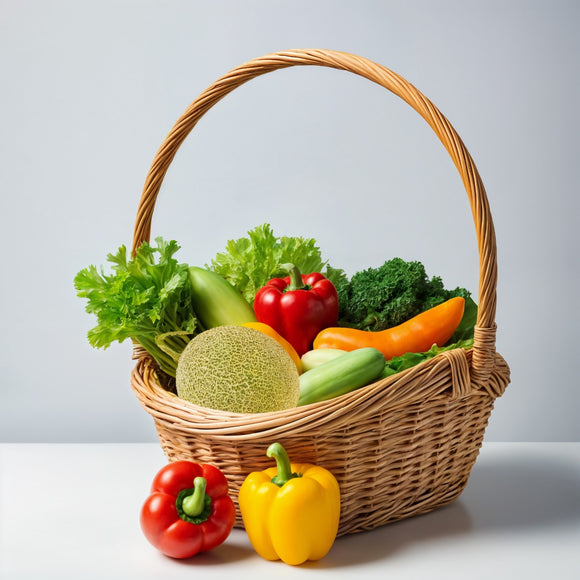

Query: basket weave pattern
[{"left": 129, "top": 49, "right": 510, "bottom": 536}]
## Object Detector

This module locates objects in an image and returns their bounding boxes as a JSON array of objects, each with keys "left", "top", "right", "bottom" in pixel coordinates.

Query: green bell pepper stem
[
  {"left": 181, "top": 477, "right": 208, "bottom": 517},
  {"left": 267, "top": 442, "right": 301, "bottom": 487},
  {"left": 279, "top": 263, "right": 307, "bottom": 292}
]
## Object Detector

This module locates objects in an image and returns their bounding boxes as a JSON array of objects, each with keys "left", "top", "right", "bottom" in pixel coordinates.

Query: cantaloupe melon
[{"left": 176, "top": 325, "right": 300, "bottom": 413}]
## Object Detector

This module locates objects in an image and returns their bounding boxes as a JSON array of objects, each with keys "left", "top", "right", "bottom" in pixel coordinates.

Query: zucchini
[
  {"left": 298, "top": 347, "right": 385, "bottom": 406},
  {"left": 188, "top": 266, "right": 257, "bottom": 329}
]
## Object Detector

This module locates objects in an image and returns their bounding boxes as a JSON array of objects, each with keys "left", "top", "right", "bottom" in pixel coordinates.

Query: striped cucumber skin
[{"left": 298, "top": 347, "right": 385, "bottom": 406}]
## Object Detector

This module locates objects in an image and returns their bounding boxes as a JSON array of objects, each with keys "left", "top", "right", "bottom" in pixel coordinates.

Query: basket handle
[{"left": 131, "top": 49, "right": 499, "bottom": 390}]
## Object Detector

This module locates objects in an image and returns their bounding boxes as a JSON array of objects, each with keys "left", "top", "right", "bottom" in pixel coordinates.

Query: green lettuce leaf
[
  {"left": 74, "top": 237, "right": 199, "bottom": 377},
  {"left": 381, "top": 338, "right": 475, "bottom": 378},
  {"left": 209, "top": 223, "right": 347, "bottom": 304}
]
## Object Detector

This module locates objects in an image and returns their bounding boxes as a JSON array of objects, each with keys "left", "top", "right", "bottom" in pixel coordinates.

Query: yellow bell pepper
[{"left": 238, "top": 442, "right": 340, "bottom": 566}]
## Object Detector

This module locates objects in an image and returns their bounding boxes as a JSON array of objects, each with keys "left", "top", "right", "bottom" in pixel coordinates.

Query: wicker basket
[{"left": 130, "top": 49, "right": 510, "bottom": 536}]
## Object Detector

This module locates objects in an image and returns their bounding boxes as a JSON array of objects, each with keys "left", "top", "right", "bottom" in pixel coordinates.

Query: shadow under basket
[{"left": 128, "top": 49, "right": 511, "bottom": 536}]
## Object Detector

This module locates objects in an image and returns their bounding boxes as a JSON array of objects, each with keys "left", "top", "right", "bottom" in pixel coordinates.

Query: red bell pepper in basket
[
  {"left": 254, "top": 263, "right": 339, "bottom": 356},
  {"left": 140, "top": 461, "right": 236, "bottom": 559}
]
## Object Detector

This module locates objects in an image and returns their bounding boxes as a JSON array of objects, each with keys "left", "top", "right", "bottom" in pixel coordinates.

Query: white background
[{"left": 1, "top": 0, "right": 578, "bottom": 443}]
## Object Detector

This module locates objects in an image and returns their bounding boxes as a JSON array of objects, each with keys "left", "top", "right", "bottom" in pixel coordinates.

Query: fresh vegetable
[
  {"left": 175, "top": 325, "right": 300, "bottom": 413},
  {"left": 242, "top": 321, "right": 302, "bottom": 373},
  {"left": 253, "top": 263, "right": 339, "bottom": 357},
  {"left": 335, "top": 257, "right": 474, "bottom": 340},
  {"left": 210, "top": 223, "right": 346, "bottom": 305},
  {"left": 314, "top": 297, "right": 465, "bottom": 360},
  {"left": 298, "top": 347, "right": 385, "bottom": 406},
  {"left": 140, "top": 460, "right": 236, "bottom": 559},
  {"left": 188, "top": 266, "right": 256, "bottom": 328},
  {"left": 449, "top": 294, "right": 478, "bottom": 342},
  {"left": 76, "top": 231, "right": 476, "bottom": 390},
  {"left": 74, "top": 238, "right": 199, "bottom": 377},
  {"left": 239, "top": 442, "right": 340, "bottom": 566},
  {"left": 301, "top": 348, "right": 346, "bottom": 372},
  {"left": 381, "top": 338, "right": 474, "bottom": 378}
]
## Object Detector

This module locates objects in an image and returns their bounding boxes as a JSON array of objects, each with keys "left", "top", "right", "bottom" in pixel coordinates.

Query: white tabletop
[{"left": 1, "top": 442, "right": 578, "bottom": 579}]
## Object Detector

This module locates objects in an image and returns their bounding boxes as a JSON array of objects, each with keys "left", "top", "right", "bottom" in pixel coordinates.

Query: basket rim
[{"left": 131, "top": 344, "right": 510, "bottom": 439}]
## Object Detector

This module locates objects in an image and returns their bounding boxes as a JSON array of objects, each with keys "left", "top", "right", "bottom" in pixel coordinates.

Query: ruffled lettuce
[{"left": 209, "top": 223, "right": 346, "bottom": 305}]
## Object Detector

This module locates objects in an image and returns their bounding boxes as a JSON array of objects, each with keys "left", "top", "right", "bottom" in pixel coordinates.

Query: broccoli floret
[{"left": 336, "top": 257, "right": 471, "bottom": 331}]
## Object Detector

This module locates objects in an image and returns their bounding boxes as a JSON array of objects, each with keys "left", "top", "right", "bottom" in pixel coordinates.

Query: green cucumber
[
  {"left": 188, "top": 267, "right": 257, "bottom": 329},
  {"left": 298, "top": 347, "right": 385, "bottom": 406},
  {"left": 301, "top": 348, "right": 346, "bottom": 372}
]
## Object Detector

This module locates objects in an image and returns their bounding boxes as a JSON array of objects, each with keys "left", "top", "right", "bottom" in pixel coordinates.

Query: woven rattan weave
[{"left": 129, "top": 49, "right": 510, "bottom": 536}]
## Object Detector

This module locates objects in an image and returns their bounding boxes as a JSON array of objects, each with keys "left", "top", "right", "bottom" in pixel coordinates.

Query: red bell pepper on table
[
  {"left": 253, "top": 263, "right": 339, "bottom": 356},
  {"left": 140, "top": 461, "right": 236, "bottom": 559}
]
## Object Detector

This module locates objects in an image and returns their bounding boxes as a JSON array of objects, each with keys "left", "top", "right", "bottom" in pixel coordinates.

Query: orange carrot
[{"left": 313, "top": 297, "right": 465, "bottom": 360}]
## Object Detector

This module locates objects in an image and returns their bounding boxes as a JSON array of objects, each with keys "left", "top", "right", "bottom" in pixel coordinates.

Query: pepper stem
[
  {"left": 267, "top": 442, "right": 301, "bottom": 487},
  {"left": 181, "top": 477, "right": 207, "bottom": 517},
  {"left": 279, "top": 263, "right": 306, "bottom": 291}
]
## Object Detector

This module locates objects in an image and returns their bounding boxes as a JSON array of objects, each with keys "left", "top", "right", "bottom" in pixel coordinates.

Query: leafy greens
[
  {"left": 381, "top": 338, "right": 475, "bottom": 378},
  {"left": 335, "top": 257, "right": 476, "bottom": 339},
  {"left": 209, "top": 223, "right": 347, "bottom": 305},
  {"left": 74, "top": 238, "right": 199, "bottom": 377}
]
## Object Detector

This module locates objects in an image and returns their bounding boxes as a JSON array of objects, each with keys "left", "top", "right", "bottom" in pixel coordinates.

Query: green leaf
[
  {"left": 381, "top": 338, "right": 475, "bottom": 378},
  {"left": 74, "top": 238, "right": 199, "bottom": 376},
  {"left": 450, "top": 295, "right": 478, "bottom": 342},
  {"left": 210, "top": 223, "right": 346, "bottom": 304}
]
